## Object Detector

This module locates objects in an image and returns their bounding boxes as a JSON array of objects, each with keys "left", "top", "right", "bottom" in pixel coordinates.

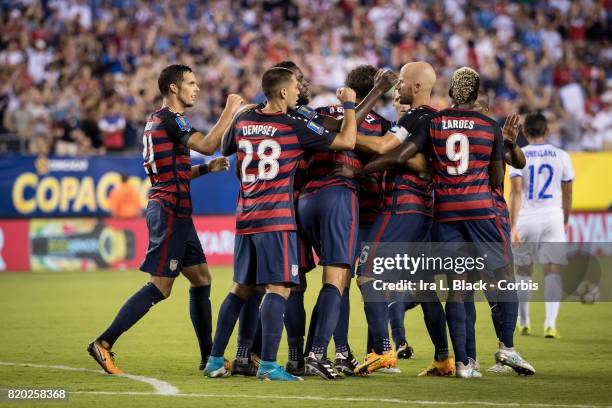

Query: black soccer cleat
[
  {"left": 397, "top": 342, "right": 414, "bottom": 359},
  {"left": 305, "top": 353, "right": 343, "bottom": 380},
  {"left": 231, "top": 357, "right": 258, "bottom": 376},
  {"left": 285, "top": 360, "right": 307, "bottom": 376},
  {"left": 334, "top": 350, "right": 359, "bottom": 376}
]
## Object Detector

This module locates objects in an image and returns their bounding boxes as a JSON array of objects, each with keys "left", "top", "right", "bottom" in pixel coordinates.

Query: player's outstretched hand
[
  {"left": 224, "top": 94, "right": 244, "bottom": 115},
  {"left": 331, "top": 163, "right": 357, "bottom": 179},
  {"left": 374, "top": 68, "right": 398, "bottom": 93},
  {"left": 207, "top": 157, "right": 230, "bottom": 173},
  {"left": 336, "top": 87, "right": 356, "bottom": 103},
  {"left": 502, "top": 112, "right": 521, "bottom": 143}
]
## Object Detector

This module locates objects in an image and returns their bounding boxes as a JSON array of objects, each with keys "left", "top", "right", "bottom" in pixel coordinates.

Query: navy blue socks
[
  {"left": 310, "top": 284, "right": 342, "bottom": 357},
  {"left": 333, "top": 288, "right": 350, "bottom": 354},
  {"left": 211, "top": 293, "right": 245, "bottom": 357},
  {"left": 99, "top": 282, "right": 166, "bottom": 348},
  {"left": 285, "top": 290, "right": 306, "bottom": 362},
  {"left": 260, "top": 293, "right": 287, "bottom": 362},
  {"left": 189, "top": 285, "right": 213, "bottom": 361},
  {"left": 236, "top": 291, "right": 263, "bottom": 359}
]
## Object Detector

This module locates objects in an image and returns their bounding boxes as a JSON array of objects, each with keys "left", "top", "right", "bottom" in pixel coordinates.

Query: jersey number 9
[
  {"left": 446, "top": 133, "right": 469, "bottom": 175},
  {"left": 238, "top": 139, "right": 282, "bottom": 183}
]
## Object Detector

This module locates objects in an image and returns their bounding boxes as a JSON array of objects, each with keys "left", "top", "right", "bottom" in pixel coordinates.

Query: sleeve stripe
[{"left": 389, "top": 126, "right": 408, "bottom": 143}]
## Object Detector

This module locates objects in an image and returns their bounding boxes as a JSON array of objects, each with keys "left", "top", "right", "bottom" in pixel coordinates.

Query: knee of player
[
  {"left": 230, "top": 282, "right": 253, "bottom": 300},
  {"left": 149, "top": 278, "right": 173, "bottom": 298}
]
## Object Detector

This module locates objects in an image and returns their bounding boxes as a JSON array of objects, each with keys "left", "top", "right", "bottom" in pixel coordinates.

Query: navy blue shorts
[
  {"left": 356, "top": 213, "right": 432, "bottom": 277},
  {"left": 431, "top": 218, "right": 509, "bottom": 271},
  {"left": 140, "top": 200, "right": 206, "bottom": 278},
  {"left": 297, "top": 233, "right": 316, "bottom": 273},
  {"left": 297, "top": 186, "right": 358, "bottom": 267},
  {"left": 234, "top": 231, "right": 300, "bottom": 286}
]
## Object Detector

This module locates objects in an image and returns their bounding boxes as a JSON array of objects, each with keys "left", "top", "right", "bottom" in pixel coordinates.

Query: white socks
[
  {"left": 544, "top": 273, "right": 563, "bottom": 329},
  {"left": 516, "top": 275, "right": 531, "bottom": 326}
]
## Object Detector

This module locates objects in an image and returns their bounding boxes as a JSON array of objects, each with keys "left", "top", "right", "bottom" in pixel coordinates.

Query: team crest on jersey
[
  {"left": 175, "top": 115, "right": 192, "bottom": 131},
  {"left": 296, "top": 105, "right": 317, "bottom": 120},
  {"left": 291, "top": 264, "right": 299, "bottom": 277},
  {"left": 306, "top": 119, "right": 325, "bottom": 135},
  {"left": 169, "top": 259, "right": 178, "bottom": 271}
]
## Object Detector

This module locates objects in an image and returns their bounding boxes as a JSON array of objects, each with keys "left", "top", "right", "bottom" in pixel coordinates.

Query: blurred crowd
[{"left": 0, "top": 0, "right": 610, "bottom": 156}]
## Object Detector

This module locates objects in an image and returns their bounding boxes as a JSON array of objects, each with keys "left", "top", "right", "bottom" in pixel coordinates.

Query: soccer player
[
  {"left": 298, "top": 65, "right": 391, "bottom": 378},
  {"left": 346, "top": 62, "right": 453, "bottom": 377},
  {"left": 204, "top": 67, "right": 357, "bottom": 381},
  {"left": 470, "top": 92, "right": 529, "bottom": 374},
  {"left": 87, "top": 64, "right": 244, "bottom": 374},
  {"left": 231, "top": 61, "right": 395, "bottom": 377},
  {"left": 510, "top": 112, "right": 574, "bottom": 339}
]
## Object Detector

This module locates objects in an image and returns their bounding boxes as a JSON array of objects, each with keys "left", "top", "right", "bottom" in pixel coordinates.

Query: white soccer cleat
[
  {"left": 487, "top": 362, "right": 513, "bottom": 374},
  {"left": 494, "top": 344, "right": 535, "bottom": 376},
  {"left": 455, "top": 361, "right": 482, "bottom": 378},
  {"left": 468, "top": 357, "right": 480, "bottom": 372}
]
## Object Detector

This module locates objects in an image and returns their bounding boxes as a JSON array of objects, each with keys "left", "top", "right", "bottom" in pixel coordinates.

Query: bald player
[{"left": 346, "top": 62, "right": 453, "bottom": 377}]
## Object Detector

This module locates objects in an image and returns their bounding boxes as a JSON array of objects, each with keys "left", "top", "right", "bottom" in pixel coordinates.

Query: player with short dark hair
[
  {"left": 298, "top": 65, "right": 391, "bottom": 379},
  {"left": 204, "top": 67, "right": 358, "bottom": 381},
  {"left": 88, "top": 64, "right": 244, "bottom": 374},
  {"left": 231, "top": 61, "right": 397, "bottom": 377}
]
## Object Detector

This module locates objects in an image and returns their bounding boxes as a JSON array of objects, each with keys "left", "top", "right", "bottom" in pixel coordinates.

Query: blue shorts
[
  {"left": 431, "top": 218, "right": 509, "bottom": 271},
  {"left": 297, "top": 234, "right": 316, "bottom": 273},
  {"left": 297, "top": 186, "right": 358, "bottom": 267},
  {"left": 234, "top": 231, "right": 300, "bottom": 286},
  {"left": 356, "top": 213, "right": 432, "bottom": 277},
  {"left": 140, "top": 200, "right": 206, "bottom": 278}
]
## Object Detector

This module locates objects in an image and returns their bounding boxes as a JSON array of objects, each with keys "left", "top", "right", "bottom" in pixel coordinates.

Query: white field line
[
  {"left": 2, "top": 361, "right": 610, "bottom": 408},
  {"left": 0, "top": 361, "right": 179, "bottom": 395}
]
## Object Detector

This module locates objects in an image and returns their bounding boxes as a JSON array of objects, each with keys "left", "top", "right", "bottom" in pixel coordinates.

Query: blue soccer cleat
[
  {"left": 203, "top": 355, "right": 229, "bottom": 378},
  {"left": 256, "top": 361, "right": 303, "bottom": 381}
]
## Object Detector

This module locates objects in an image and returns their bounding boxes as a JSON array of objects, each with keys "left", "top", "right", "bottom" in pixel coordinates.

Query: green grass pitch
[{"left": 1, "top": 268, "right": 611, "bottom": 408}]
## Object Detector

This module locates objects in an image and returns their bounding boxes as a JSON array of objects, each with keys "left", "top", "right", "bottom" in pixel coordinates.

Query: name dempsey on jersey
[
  {"left": 242, "top": 124, "right": 279, "bottom": 137},
  {"left": 441, "top": 119, "right": 475, "bottom": 130}
]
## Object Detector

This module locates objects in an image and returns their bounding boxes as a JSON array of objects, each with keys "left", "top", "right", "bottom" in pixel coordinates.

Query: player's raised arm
[
  {"left": 186, "top": 94, "right": 244, "bottom": 155},
  {"left": 327, "top": 87, "right": 357, "bottom": 150},
  {"left": 509, "top": 175, "right": 523, "bottom": 243},
  {"left": 502, "top": 113, "right": 526, "bottom": 169},
  {"left": 488, "top": 122, "right": 505, "bottom": 188},
  {"left": 319, "top": 68, "right": 397, "bottom": 132}
]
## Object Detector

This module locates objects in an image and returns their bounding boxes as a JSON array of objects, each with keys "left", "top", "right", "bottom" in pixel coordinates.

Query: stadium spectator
[
  {"left": 108, "top": 174, "right": 141, "bottom": 219},
  {"left": 0, "top": 0, "right": 609, "bottom": 155}
]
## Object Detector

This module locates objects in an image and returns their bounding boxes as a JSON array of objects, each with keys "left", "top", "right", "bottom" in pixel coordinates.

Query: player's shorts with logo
[
  {"left": 234, "top": 231, "right": 300, "bottom": 286},
  {"left": 514, "top": 209, "right": 567, "bottom": 266},
  {"left": 140, "top": 200, "right": 206, "bottom": 278},
  {"left": 431, "top": 218, "right": 509, "bottom": 272},
  {"left": 297, "top": 186, "right": 358, "bottom": 267},
  {"left": 356, "top": 213, "right": 432, "bottom": 278}
]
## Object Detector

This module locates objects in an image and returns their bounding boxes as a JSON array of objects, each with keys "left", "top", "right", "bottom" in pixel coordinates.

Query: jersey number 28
[
  {"left": 446, "top": 133, "right": 469, "bottom": 175},
  {"left": 238, "top": 139, "right": 281, "bottom": 183}
]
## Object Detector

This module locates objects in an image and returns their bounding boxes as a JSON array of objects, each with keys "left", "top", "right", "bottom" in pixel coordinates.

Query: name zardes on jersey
[
  {"left": 441, "top": 119, "right": 475, "bottom": 130},
  {"left": 242, "top": 124, "right": 279, "bottom": 137}
]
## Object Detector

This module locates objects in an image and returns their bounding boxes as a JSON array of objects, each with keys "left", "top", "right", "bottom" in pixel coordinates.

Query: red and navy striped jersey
[
  {"left": 222, "top": 109, "right": 336, "bottom": 235},
  {"left": 142, "top": 107, "right": 197, "bottom": 217},
  {"left": 300, "top": 105, "right": 390, "bottom": 226},
  {"left": 412, "top": 108, "right": 504, "bottom": 221},
  {"left": 382, "top": 106, "right": 436, "bottom": 217}
]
